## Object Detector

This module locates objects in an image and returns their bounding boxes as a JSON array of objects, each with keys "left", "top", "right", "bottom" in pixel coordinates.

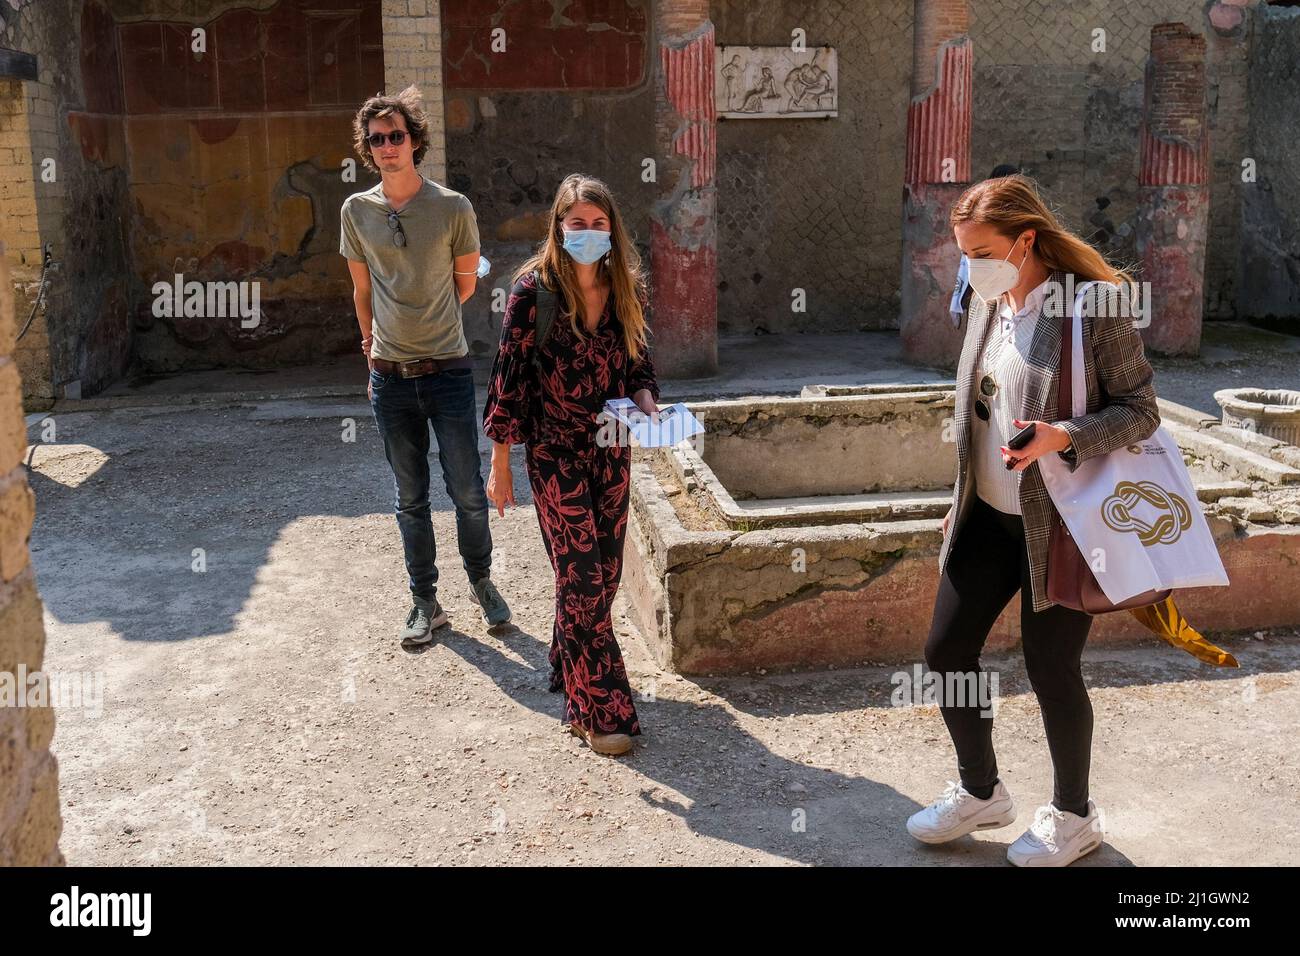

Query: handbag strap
[
  {"left": 1056, "top": 291, "right": 1073, "bottom": 422},
  {"left": 531, "top": 270, "right": 559, "bottom": 368}
]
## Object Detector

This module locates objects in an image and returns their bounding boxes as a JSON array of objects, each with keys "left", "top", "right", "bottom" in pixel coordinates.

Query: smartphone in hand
[
  {"left": 1005, "top": 421, "right": 1035, "bottom": 469},
  {"left": 1007, "top": 422, "right": 1036, "bottom": 450}
]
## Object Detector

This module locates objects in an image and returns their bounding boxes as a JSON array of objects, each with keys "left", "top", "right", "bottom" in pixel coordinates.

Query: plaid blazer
[{"left": 937, "top": 269, "right": 1163, "bottom": 612}]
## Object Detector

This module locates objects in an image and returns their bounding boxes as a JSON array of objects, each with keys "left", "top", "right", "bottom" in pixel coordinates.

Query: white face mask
[{"left": 966, "top": 232, "right": 1027, "bottom": 303}]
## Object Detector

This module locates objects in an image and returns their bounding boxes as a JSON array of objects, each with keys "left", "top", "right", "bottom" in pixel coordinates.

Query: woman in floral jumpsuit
[{"left": 482, "top": 174, "right": 659, "bottom": 757}]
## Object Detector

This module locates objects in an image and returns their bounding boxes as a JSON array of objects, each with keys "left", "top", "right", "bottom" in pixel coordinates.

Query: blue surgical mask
[
  {"left": 562, "top": 228, "right": 611, "bottom": 265},
  {"left": 951, "top": 254, "right": 970, "bottom": 325}
]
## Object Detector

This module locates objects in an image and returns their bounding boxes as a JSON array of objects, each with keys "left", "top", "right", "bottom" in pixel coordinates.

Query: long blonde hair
[
  {"left": 950, "top": 174, "right": 1133, "bottom": 288},
  {"left": 512, "top": 173, "right": 649, "bottom": 360}
]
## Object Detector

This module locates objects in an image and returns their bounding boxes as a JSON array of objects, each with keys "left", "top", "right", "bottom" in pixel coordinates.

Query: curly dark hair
[{"left": 352, "top": 85, "right": 429, "bottom": 172}]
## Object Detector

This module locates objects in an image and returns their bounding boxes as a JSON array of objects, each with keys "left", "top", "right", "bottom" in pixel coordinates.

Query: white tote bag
[{"left": 1036, "top": 282, "right": 1229, "bottom": 604}]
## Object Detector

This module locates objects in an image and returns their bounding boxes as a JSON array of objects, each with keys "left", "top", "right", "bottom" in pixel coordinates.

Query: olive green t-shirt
[{"left": 339, "top": 178, "right": 480, "bottom": 362}]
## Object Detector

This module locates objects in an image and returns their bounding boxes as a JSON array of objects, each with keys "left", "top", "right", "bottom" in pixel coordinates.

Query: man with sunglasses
[{"left": 340, "top": 86, "right": 511, "bottom": 646}]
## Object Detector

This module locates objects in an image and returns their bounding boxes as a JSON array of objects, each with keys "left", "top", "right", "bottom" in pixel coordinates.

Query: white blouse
[{"left": 971, "top": 279, "right": 1052, "bottom": 516}]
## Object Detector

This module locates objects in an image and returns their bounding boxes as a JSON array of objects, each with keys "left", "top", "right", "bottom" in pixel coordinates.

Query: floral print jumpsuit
[{"left": 483, "top": 271, "right": 659, "bottom": 736}]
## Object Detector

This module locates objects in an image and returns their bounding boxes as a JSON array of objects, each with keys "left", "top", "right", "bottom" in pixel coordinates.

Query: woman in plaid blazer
[{"left": 906, "top": 175, "right": 1162, "bottom": 867}]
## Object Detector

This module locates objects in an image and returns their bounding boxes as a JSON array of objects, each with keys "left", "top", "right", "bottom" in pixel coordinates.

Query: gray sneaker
[
  {"left": 470, "top": 577, "right": 512, "bottom": 626},
  {"left": 400, "top": 599, "right": 448, "bottom": 646}
]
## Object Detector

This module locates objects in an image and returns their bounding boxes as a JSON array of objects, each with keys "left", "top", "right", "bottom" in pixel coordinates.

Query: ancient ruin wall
[{"left": 0, "top": 245, "right": 64, "bottom": 865}]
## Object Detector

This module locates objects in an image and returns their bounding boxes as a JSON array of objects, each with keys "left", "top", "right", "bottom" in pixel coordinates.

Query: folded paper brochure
[{"left": 602, "top": 397, "right": 705, "bottom": 448}]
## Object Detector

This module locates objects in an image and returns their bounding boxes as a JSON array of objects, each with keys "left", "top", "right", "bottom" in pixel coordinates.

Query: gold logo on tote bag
[{"left": 1100, "top": 480, "right": 1191, "bottom": 546}]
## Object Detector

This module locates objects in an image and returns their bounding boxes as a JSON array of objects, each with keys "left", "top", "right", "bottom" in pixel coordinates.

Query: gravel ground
[{"left": 27, "top": 396, "right": 1300, "bottom": 865}]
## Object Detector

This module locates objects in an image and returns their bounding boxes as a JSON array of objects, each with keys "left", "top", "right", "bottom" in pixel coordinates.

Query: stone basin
[
  {"left": 1215, "top": 388, "right": 1300, "bottom": 446},
  {"left": 622, "top": 384, "right": 1300, "bottom": 674}
]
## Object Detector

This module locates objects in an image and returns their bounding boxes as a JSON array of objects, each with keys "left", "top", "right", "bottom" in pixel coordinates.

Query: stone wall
[
  {"left": 447, "top": 0, "right": 1253, "bottom": 353},
  {"left": 383, "top": 0, "right": 447, "bottom": 185},
  {"left": 441, "top": 0, "right": 654, "bottom": 357},
  {"left": 718, "top": 0, "right": 1252, "bottom": 334},
  {"left": 4, "top": 0, "right": 446, "bottom": 382},
  {"left": 114, "top": 0, "right": 385, "bottom": 372},
  {"left": 0, "top": 244, "right": 64, "bottom": 865},
  {"left": 0, "top": 74, "right": 46, "bottom": 398},
  {"left": 2, "top": 1, "right": 1276, "bottom": 383},
  {"left": 0, "top": 0, "right": 133, "bottom": 406},
  {"left": 969, "top": 0, "right": 1252, "bottom": 326},
  {"left": 712, "top": 1, "right": 912, "bottom": 335},
  {"left": 1240, "top": 2, "right": 1300, "bottom": 330}
]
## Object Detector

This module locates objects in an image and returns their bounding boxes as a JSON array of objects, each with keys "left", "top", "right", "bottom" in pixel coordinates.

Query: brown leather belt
[{"left": 370, "top": 354, "right": 474, "bottom": 378}]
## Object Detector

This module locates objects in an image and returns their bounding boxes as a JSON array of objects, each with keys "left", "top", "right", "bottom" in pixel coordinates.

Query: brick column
[
  {"left": 382, "top": 0, "right": 447, "bottom": 184},
  {"left": 0, "top": 75, "right": 53, "bottom": 405},
  {"left": 1136, "top": 23, "right": 1210, "bottom": 356},
  {"left": 0, "top": 242, "right": 63, "bottom": 865},
  {"left": 650, "top": 0, "right": 717, "bottom": 378},
  {"left": 899, "top": 0, "right": 972, "bottom": 368}
]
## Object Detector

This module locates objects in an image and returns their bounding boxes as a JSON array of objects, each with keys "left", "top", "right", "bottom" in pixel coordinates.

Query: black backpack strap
[{"left": 531, "top": 270, "right": 560, "bottom": 368}]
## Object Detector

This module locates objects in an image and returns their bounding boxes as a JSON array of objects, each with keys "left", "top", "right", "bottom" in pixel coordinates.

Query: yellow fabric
[{"left": 1128, "top": 597, "right": 1238, "bottom": 668}]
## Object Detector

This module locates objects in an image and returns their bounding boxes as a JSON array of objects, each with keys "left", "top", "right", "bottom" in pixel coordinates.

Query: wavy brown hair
[
  {"left": 512, "top": 173, "right": 649, "bottom": 360},
  {"left": 352, "top": 85, "right": 429, "bottom": 173},
  {"left": 951, "top": 174, "right": 1134, "bottom": 291}
]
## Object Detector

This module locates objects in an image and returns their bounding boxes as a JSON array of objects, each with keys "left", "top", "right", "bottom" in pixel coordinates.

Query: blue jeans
[{"left": 369, "top": 365, "right": 492, "bottom": 607}]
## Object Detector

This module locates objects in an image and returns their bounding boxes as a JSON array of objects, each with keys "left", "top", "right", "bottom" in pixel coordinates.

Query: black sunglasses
[
  {"left": 974, "top": 373, "right": 997, "bottom": 422},
  {"left": 387, "top": 211, "right": 406, "bottom": 248},
  {"left": 367, "top": 130, "right": 408, "bottom": 148}
]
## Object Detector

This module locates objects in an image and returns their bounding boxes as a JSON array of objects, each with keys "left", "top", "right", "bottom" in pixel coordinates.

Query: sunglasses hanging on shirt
[
  {"left": 387, "top": 211, "right": 407, "bottom": 248},
  {"left": 974, "top": 372, "right": 997, "bottom": 422}
]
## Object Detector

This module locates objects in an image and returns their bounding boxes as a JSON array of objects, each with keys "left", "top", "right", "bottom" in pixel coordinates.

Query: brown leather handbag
[{"left": 1045, "top": 303, "right": 1170, "bottom": 614}]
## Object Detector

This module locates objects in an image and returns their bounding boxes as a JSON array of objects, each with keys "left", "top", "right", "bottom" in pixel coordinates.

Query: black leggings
[{"left": 925, "top": 495, "right": 1095, "bottom": 816}]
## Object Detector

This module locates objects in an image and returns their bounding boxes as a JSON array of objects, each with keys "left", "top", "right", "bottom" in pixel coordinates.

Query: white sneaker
[
  {"left": 1007, "top": 800, "right": 1104, "bottom": 867},
  {"left": 907, "top": 780, "right": 1017, "bottom": 844}
]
